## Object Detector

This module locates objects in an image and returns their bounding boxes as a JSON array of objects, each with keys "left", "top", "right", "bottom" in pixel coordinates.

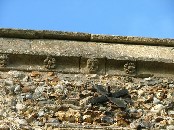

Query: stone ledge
[
  {"left": 0, "top": 28, "right": 174, "bottom": 47},
  {"left": 0, "top": 28, "right": 91, "bottom": 41},
  {"left": 1, "top": 38, "right": 174, "bottom": 62}
]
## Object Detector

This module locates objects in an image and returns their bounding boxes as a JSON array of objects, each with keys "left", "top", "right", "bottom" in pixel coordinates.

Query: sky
[{"left": 0, "top": 0, "right": 174, "bottom": 38}]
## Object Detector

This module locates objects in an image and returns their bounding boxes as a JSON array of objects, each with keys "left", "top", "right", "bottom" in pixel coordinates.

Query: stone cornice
[
  {"left": 0, "top": 28, "right": 174, "bottom": 77},
  {"left": 0, "top": 28, "right": 174, "bottom": 47}
]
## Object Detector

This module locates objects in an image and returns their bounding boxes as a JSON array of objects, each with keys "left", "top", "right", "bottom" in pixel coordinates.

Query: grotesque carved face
[
  {"left": 0, "top": 54, "right": 8, "bottom": 67},
  {"left": 124, "top": 62, "right": 136, "bottom": 74},
  {"left": 86, "top": 58, "right": 99, "bottom": 73},
  {"left": 44, "top": 56, "right": 56, "bottom": 69}
]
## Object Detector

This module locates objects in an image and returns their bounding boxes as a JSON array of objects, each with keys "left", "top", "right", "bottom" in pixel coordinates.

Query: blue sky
[{"left": 0, "top": 0, "right": 174, "bottom": 38}]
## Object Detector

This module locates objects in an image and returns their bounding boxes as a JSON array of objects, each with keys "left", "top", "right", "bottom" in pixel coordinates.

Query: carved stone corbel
[
  {"left": 0, "top": 54, "right": 9, "bottom": 67},
  {"left": 44, "top": 56, "right": 56, "bottom": 69},
  {"left": 86, "top": 58, "right": 99, "bottom": 74},
  {"left": 124, "top": 62, "right": 136, "bottom": 74}
]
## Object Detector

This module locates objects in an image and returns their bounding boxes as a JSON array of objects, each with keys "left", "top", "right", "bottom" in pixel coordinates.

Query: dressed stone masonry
[{"left": 0, "top": 28, "right": 174, "bottom": 77}]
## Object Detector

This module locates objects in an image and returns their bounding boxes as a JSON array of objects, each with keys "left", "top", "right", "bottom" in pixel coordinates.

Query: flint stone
[
  {"left": 16, "top": 103, "right": 26, "bottom": 111},
  {"left": 83, "top": 115, "right": 92, "bottom": 123},
  {"left": 168, "top": 118, "right": 174, "bottom": 125},
  {"left": 38, "top": 110, "right": 45, "bottom": 117},
  {"left": 168, "top": 110, "right": 174, "bottom": 116},
  {"left": 151, "top": 104, "right": 165, "bottom": 113},
  {"left": 8, "top": 71, "right": 23, "bottom": 78},
  {"left": 25, "top": 93, "right": 33, "bottom": 99},
  {"left": 137, "top": 89, "right": 144, "bottom": 96},
  {"left": 147, "top": 80, "right": 156, "bottom": 86},
  {"left": 38, "top": 100, "right": 55, "bottom": 105},
  {"left": 129, "top": 108, "right": 137, "bottom": 113},
  {"left": 155, "top": 117, "right": 164, "bottom": 122},
  {"left": 80, "top": 96, "right": 93, "bottom": 106},
  {"left": 0, "top": 126, "right": 10, "bottom": 130},
  {"left": 140, "top": 121, "right": 152, "bottom": 129},
  {"left": 22, "top": 75, "right": 29, "bottom": 82},
  {"left": 167, "top": 102, "right": 174, "bottom": 110},
  {"left": 130, "top": 121, "right": 139, "bottom": 129},
  {"left": 99, "top": 106, "right": 107, "bottom": 111},
  {"left": 0, "top": 110, "right": 5, "bottom": 120},
  {"left": 34, "top": 121, "right": 44, "bottom": 126},
  {"left": 143, "top": 77, "right": 157, "bottom": 86},
  {"left": 81, "top": 90, "right": 91, "bottom": 96},
  {"left": 169, "top": 84, "right": 174, "bottom": 88},
  {"left": 22, "top": 86, "right": 31, "bottom": 93},
  {"left": 16, "top": 118, "right": 28, "bottom": 125},
  {"left": 33, "top": 85, "right": 46, "bottom": 99},
  {"left": 101, "top": 116, "right": 114, "bottom": 124},
  {"left": 4, "top": 79, "right": 14, "bottom": 86},
  {"left": 54, "top": 84, "right": 67, "bottom": 94},
  {"left": 166, "top": 125, "right": 174, "bottom": 130},
  {"left": 10, "top": 99, "right": 17, "bottom": 106},
  {"left": 45, "top": 122, "right": 60, "bottom": 127},
  {"left": 47, "top": 118, "right": 59, "bottom": 123},
  {"left": 14, "top": 85, "right": 21, "bottom": 93},
  {"left": 17, "top": 93, "right": 27, "bottom": 102},
  {"left": 153, "top": 97, "right": 161, "bottom": 104},
  {"left": 144, "top": 77, "right": 152, "bottom": 81}
]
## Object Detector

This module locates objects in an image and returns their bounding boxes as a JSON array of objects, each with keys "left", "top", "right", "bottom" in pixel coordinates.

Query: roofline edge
[{"left": 0, "top": 28, "right": 174, "bottom": 47}]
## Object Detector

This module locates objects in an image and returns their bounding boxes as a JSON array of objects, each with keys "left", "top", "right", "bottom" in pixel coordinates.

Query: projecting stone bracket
[
  {"left": 80, "top": 58, "right": 105, "bottom": 74},
  {"left": 86, "top": 58, "right": 99, "bottom": 74},
  {"left": 0, "top": 54, "right": 9, "bottom": 67},
  {"left": 44, "top": 55, "right": 56, "bottom": 69},
  {"left": 124, "top": 62, "right": 136, "bottom": 75}
]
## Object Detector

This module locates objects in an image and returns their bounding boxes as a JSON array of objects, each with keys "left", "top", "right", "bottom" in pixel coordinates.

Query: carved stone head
[
  {"left": 124, "top": 62, "right": 136, "bottom": 74},
  {"left": 44, "top": 56, "right": 56, "bottom": 69},
  {"left": 0, "top": 54, "right": 9, "bottom": 67},
  {"left": 86, "top": 58, "right": 99, "bottom": 74}
]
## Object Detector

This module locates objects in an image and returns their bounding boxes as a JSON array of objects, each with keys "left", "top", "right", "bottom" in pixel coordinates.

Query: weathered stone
[
  {"left": 166, "top": 125, "right": 174, "bottom": 130},
  {"left": 83, "top": 115, "right": 93, "bottom": 123},
  {"left": 16, "top": 103, "right": 26, "bottom": 111},
  {"left": 153, "top": 97, "right": 161, "bottom": 104},
  {"left": 15, "top": 118, "right": 28, "bottom": 125},
  {"left": 44, "top": 56, "right": 56, "bottom": 69},
  {"left": 151, "top": 104, "right": 165, "bottom": 113},
  {"left": 31, "top": 71, "right": 40, "bottom": 77},
  {"left": 0, "top": 54, "right": 8, "bottom": 67},
  {"left": 1, "top": 28, "right": 174, "bottom": 129},
  {"left": 14, "top": 85, "right": 21, "bottom": 94},
  {"left": 124, "top": 62, "right": 136, "bottom": 74}
]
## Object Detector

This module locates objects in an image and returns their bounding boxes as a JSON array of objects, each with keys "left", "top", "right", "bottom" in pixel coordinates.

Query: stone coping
[{"left": 0, "top": 28, "right": 174, "bottom": 47}]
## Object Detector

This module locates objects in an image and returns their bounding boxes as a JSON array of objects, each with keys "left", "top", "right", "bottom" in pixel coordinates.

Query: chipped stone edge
[{"left": 0, "top": 28, "right": 174, "bottom": 47}]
